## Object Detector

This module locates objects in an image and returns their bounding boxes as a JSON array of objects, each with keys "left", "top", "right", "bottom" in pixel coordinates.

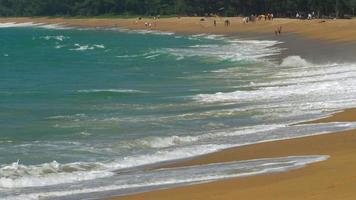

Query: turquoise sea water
[{"left": 1, "top": 23, "right": 356, "bottom": 199}]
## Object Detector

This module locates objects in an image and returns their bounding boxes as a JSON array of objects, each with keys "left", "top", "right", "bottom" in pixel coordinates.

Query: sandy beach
[
  {"left": 2, "top": 16, "right": 356, "bottom": 63},
  {"left": 110, "top": 108, "right": 356, "bottom": 200},
  {"left": 1, "top": 17, "right": 356, "bottom": 43},
  {"left": 2, "top": 16, "right": 355, "bottom": 200}
]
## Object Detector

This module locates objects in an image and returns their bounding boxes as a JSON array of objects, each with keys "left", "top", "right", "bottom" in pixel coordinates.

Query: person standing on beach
[
  {"left": 224, "top": 19, "right": 229, "bottom": 27},
  {"left": 275, "top": 26, "right": 282, "bottom": 36},
  {"left": 308, "top": 13, "right": 312, "bottom": 20},
  {"left": 214, "top": 20, "right": 217, "bottom": 27}
]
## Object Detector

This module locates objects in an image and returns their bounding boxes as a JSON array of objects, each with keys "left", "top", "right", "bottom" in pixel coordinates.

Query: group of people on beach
[
  {"left": 213, "top": 19, "right": 231, "bottom": 27},
  {"left": 296, "top": 11, "right": 316, "bottom": 20},
  {"left": 244, "top": 13, "right": 274, "bottom": 23},
  {"left": 135, "top": 16, "right": 160, "bottom": 29}
]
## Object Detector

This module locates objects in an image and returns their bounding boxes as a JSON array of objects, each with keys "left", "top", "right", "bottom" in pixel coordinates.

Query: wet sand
[{"left": 110, "top": 108, "right": 356, "bottom": 200}]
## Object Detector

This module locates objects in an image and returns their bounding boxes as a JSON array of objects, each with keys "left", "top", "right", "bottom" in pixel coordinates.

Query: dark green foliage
[{"left": 0, "top": 0, "right": 355, "bottom": 17}]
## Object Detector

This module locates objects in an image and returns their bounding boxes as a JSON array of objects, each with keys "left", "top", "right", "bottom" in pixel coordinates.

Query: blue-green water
[{"left": 1, "top": 23, "right": 356, "bottom": 200}]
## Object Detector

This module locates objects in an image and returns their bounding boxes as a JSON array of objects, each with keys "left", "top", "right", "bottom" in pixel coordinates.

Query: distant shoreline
[
  {"left": 1, "top": 17, "right": 356, "bottom": 43},
  {"left": 2, "top": 16, "right": 356, "bottom": 64}
]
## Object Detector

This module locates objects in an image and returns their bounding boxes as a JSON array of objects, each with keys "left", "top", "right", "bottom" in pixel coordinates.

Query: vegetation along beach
[{"left": 0, "top": 1, "right": 356, "bottom": 200}]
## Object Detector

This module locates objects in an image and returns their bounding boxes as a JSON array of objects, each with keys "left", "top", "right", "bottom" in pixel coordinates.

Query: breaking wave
[
  {"left": 195, "top": 56, "right": 356, "bottom": 113},
  {"left": 157, "top": 38, "right": 281, "bottom": 62},
  {"left": 70, "top": 44, "right": 105, "bottom": 51},
  {"left": 0, "top": 144, "right": 228, "bottom": 189},
  {"left": 2, "top": 155, "right": 328, "bottom": 200},
  {"left": 39, "top": 35, "right": 70, "bottom": 42}
]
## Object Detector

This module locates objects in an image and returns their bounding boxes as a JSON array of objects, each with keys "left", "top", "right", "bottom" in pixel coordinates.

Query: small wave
[
  {"left": 2, "top": 155, "right": 328, "bottom": 200},
  {"left": 194, "top": 57, "right": 356, "bottom": 104},
  {"left": 77, "top": 89, "right": 147, "bottom": 94},
  {"left": 47, "top": 113, "right": 87, "bottom": 120},
  {"left": 281, "top": 56, "right": 311, "bottom": 67},
  {"left": 55, "top": 45, "right": 66, "bottom": 49},
  {"left": 0, "top": 144, "right": 228, "bottom": 189},
  {"left": 39, "top": 35, "right": 70, "bottom": 42},
  {"left": 120, "top": 124, "right": 285, "bottom": 149},
  {"left": 157, "top": 38, "right": 281, "bottom": 62},
  {"left": 130, "top": 135, "right": 199, "bottom": 149},
  {"left": 189, "top": 34, "right": 225, "bottom": 40},
  {"left": 0, "top": 160, "right": 113, "bottom": 188},
  {"left": 70, "top": 44, "right": 105, "bottom": 51},
  {"left": 115, "top": 28, "right": 175, "bottom": 36}
]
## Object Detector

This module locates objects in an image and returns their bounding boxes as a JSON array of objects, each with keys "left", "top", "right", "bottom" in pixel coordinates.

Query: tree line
[{"left": 0, "top": 0, "right": 355, "bottom": 18}]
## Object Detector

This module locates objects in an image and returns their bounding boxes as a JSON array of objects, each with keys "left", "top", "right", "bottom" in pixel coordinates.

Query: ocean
[{"left": 0, "top": 23, "right": 356, "bottom": 200}]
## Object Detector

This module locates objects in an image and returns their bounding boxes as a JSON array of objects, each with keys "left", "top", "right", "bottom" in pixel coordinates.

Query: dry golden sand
[
  {"left": 1, "top": 17, "right": 356, "bottom": 42},
  {"left": 110, "top": 109, "right": 356, "bottom": 200}
]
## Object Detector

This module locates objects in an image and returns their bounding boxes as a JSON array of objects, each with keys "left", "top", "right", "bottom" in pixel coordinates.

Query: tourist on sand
[
  {"left": 308, "top": 13, "right": 312, "bottom": 20},
  {"left": 258, "top": 15, "right": 264, "bottom": 21},
  {"left": 275, "top": 26, "right": 282, "bottom": 36},
  {"left": 214, "top": 20, "right": 217, "bottom": 27},
  {"left": 224, "top": 19, "right": 230, "bottom": 27},
  {"left": 243, "top": 17, "right": 249, "bottom": 24},
  {"left": 267, "top": 13, "right": 272, "bottom": 20}
]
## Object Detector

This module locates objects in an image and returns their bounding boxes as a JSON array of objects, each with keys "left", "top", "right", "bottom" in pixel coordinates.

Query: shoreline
[
  {"left": 1, "top": 17, "right": 356, "bottom": 42},
  {"left": 110, "top": 108, "right": 356, "bottom": 200},
  {"left": 1, "top": 16, "right": 355, "bottom": 199},
  {"left": 1, "top": 17, "right": 356, "bottom": 63}
]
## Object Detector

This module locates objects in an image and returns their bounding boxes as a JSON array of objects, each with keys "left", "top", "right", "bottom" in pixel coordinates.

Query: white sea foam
[
  {"left": 0, "top": 144, "right": 229, "bottom": 189},
  {"left": 280, "top": 55, "right": 311, "bottom": 67},
  {"left": 0, "top": 161, "right": 113, "bottom": 188},
  {"left": 36, "top": 23, "right": 72, "bottom": 30},
  {"left": 157, "top": 37, "right": 281, "bottom": 62},
  {"left": 0, "top": 22, "right": 37, "bottom": 28},
  {"left": 70, "top": 44, "right": 105, "bottom": 51},
  {"left": 133, "top": 135, "right": 199, "bottom": 148},
  {"left": 131, "top": 124, "right": 285, "bottom": 149},
  {"left": 0, "top": 22, "right": 70, "bottom": 30},
  {"left": 195, "top": 56, "right": 356, "bottom": 107},
  {"left": 190, "top": 34, "right": 226, "bottom": 40},
  {"left": 39, "top": 35, "right": 70, "bottom": 42},
  {"left": 116, "top": 28, "right": 175, "bottom": 36}
]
